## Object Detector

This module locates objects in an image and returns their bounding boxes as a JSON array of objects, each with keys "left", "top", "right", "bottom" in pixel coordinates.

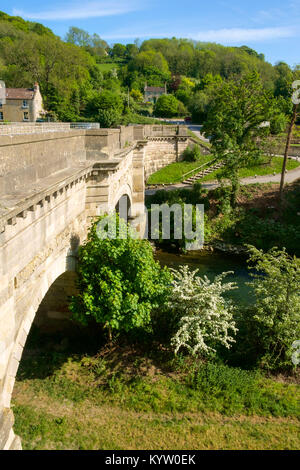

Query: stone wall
[
  {"left": 144, "top": 137, "right": 189, "bottom": 179},
  {"left": 0, "top": 131, "right": 86, "bottom": 196},
  {"left": 289, "top": 147, "right": 300, "bottom": 157}
]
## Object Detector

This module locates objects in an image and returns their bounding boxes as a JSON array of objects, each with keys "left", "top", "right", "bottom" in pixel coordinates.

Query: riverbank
[
  {"left": 146, "top": 180, "right": 300, "bottom": 257},
  {"left": 12, "top": 334, "right": 300, "bottom": 450}
]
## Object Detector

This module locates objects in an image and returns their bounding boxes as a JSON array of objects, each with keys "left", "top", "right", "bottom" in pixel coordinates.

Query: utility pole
[
  {"left": 279, "top": 103, "right": 298, "bottom": 201},
  {"left": 128, "top": 88, "right": 130, "bottom": 109}
]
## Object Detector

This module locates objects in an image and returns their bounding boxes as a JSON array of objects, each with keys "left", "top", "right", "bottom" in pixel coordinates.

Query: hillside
[{"left": 0, "top": 10, "right": 298, "bottom": 125}]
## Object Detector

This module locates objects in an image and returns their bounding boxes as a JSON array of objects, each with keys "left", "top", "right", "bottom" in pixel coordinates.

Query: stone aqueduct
[{"left": 0, "top": 123, "right": 190, "bottom": 450}]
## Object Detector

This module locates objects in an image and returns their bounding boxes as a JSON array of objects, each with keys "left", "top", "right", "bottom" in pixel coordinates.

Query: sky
[{"left": 1, "top": 0, "right": 299, "bottom": 67}]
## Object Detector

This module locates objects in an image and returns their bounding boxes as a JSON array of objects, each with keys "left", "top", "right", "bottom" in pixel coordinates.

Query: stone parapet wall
[
  {"left": 0, "top": 122, "right": 72, "bottom": 135},
  {"left": 0, "top": 131, "right": 86, "bottom": 196}
]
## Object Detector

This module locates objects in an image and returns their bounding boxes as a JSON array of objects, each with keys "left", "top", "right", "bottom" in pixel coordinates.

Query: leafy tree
[
  {"left": 245, "top": 246, "right": 300, "bottom": 370},
  {"left": 130, "top": 88, "right": 143, "bottom": 102},
  {"left": 202, "top": 72, "right": 274, "bottom": 207},
  {"left": 169, "top": 266, "right": 238, "bottom": 356},
  {"left": 65, "top": 26, "right": 90, "bottom": 47},
  {"left": 274, "top": 61, "right": 294, "bottom": 99},
  {"left": 70, "top": 214, "right": 171, "bottom": 338},
  {"left": 111, "top": 43, "right": 127, "bottom": 59},
  {"left": 85, "top": 90, "right": 123, "bottom": 126},
  {"left": 65, "top": 27, "right": 108, "bottom": 58},
  {"left": 270, "top": 113, "right": 288, "bottom": 135},
  {"left": 154, "top": 94, "right": 180, "bottom": 117},
  {"left": 126, "top": 43, "right": 139, "bottom": 59},
  {"left": 129, "top": 50, "right": 170, "bottom": 76}
]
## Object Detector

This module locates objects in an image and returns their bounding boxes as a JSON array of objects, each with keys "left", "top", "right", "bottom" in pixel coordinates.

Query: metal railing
[{"left": 182, "top": 157, "right": 219, "bottom": 179}]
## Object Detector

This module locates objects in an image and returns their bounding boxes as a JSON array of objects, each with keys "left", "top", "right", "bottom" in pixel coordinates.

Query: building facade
[
  {"left": 144, "top": 84, "right": 167, "bottom": 103},
  {"left": 0, "top": 83, "right": 44, "bottom": 122}
]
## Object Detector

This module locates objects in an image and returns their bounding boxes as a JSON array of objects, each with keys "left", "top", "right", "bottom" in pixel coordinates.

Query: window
[
  {"left": 0, "top": 112, "right": 3, "bottom": 120},
  {"left": 22, "top": 100, "right": 28, "bottom": 108},
  {"left": 23, "top": 112, "right": 29, "bottom": 121}
]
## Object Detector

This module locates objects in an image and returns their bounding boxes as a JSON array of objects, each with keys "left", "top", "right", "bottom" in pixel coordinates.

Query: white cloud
[
  {"left": 12, "top": 1, "right": 142, "bottom": 20},
  {"left": 102, "top": 26, "right": 296, "bottom": 43},
  {"left": 191, "top": 27, "right": 295, "bottom": 43}
]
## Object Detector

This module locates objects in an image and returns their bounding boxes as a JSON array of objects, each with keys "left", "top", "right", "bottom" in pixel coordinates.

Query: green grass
[
  {"left": 12, "top": 348, "right": 300, "bottom": 450},
  {"left": 147, "top": 156, "right": 213, "bottom": 184},
  {"left": 187, "top": 130, "right": 211, "bottom": 150},
  {"left": 96, "top": 62, "right": 123, "bottom": 72},
  {"left": 147, "top": 156, "right": 300, "bottom": 185},
  {"left": 201, "top": 156, "right": 300, "bottom": 183}
]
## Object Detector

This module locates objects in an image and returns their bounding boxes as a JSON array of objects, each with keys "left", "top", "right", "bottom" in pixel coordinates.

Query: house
[
  {"left": 144, "top": 84, "right": 167, "bottom": 103},
  {"left": 0, "top": 83, "right": 44, "bottom": 122}
]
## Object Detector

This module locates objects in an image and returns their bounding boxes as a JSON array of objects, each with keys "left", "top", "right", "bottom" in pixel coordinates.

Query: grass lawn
[
  {"left": 147, "top": 156, "right": 213, "bottom": 184},
  {"left": 187, "top": 130, "right": 211, "bottom": 150},
  {"left": 147, "top": 156, "right": 300, "bottom": 185},
  {"left": 12, "top": 340, "right": 300, "bottom": 450},
  {"left": 96, "top": 62, "right": 123, "bottom": 72}
]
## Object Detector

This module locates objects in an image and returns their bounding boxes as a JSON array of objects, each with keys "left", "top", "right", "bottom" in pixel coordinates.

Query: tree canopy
[{"left": 0, "top": 10, "right": 298, "bottom": 126}]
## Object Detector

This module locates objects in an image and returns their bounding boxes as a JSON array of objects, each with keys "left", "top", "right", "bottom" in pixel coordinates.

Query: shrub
[
  {"left": 182, "top": 144, "right": 202, "bottom": 162},
  {"left": 154, "top": 94, "right": 180, "bottom": 118},
  {"left": 169, "top": 266, "right": 238, "bottom": 356},
  {"left": 270, "top": 113, "right": 288, "bottom": 135},
  {"left": 70, "top": 214, "right": 172, "bottom": 338},
  {"left": 245, "top": 246, "right": 300, "bottom": 371}
]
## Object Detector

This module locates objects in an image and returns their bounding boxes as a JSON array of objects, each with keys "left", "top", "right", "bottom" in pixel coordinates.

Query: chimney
[{"left": 34, "top": 82, "right": 39, "bottom": 92}]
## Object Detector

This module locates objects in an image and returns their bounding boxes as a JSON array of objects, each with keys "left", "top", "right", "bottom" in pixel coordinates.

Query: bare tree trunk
[{"left": 279, "top": 104, "right": 298, "bottom": 201}]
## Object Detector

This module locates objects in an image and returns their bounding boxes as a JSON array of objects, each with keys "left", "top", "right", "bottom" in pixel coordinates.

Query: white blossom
[{"left": 169, "top": 265, "right": 238, "bottom": 356}]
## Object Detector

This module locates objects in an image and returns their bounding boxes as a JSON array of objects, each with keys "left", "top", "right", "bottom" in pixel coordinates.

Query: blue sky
[{"left": 1, "top": 0, "right": 299, "bottom": 66}]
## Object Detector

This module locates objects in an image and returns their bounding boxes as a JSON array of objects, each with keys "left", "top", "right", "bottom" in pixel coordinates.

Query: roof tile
[{"left": 5, "top": 88, "right": 35, "bottom": 100}]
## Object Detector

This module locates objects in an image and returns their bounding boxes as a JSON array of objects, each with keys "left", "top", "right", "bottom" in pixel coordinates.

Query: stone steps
[{"left": 183, "top": 161, "right": 224, "bottom": 184}]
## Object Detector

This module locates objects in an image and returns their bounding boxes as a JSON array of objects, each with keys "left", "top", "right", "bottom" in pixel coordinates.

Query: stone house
[
  {"left": 144, "top": 84, "right": 167, "bottom": 103},
  {"left": 0, "top": 83, "right": 44, "bottom": 122}
]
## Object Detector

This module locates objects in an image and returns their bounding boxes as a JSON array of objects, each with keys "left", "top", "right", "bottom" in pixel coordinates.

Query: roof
[
  {"left": 145, "top": 86, "right": 165, "bottom": 93},
  {"left": 5, "top": 88, "right": 35, "bottom": 100}
]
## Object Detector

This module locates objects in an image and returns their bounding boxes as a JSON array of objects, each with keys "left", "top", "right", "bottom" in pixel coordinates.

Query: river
[{"left": 155, "top": 249, "right": 255, "bottom": 305}]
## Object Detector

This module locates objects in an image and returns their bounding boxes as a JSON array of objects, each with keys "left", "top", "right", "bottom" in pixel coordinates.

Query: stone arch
[
  {"left": 111, "top": 184, "right": 133, "bottom": 213},
  {"left": 1, "top": 245, "right": 77, "bottom": 412},
  {"left": 0, "top": 229, "right": 84, "bottom": 450}
]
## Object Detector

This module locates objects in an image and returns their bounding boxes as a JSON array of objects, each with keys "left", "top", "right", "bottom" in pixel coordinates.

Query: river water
[{"left": 155, "top": 250, "right": 255, "bottom": 305}]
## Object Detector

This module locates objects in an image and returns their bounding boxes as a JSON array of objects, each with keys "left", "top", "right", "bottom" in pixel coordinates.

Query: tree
[
  {"left": 169, "top": 266, "right": 237, "bottom": 356},
  {"left": 154, "top": 94, "right": 180, "bottom": 117},
  {"left": 128, "top": 50, "right": 170, "bottom": 76},
  {"left": 202, "top": 72, "right": 274, "bottom": 207},
  {"left": 85, "top": 90, "right": 123, "bottom": 126},
  {"left": 111, "top": 43, "right": 127, "bottom": 59},
  {"left": 70, "top": 214, "right": 171, "bottom": 339},
  {"left": 65, "top": 26, "right": 90, "bottom": 47},
  {"left": 130, "top": 88, "right": 143, "bottom": 102},
  {"left": 246, "top": 246, "right": 300, "bottom": 370},
  {"left": 279, "top": 103, "right": 298, "bottom": 200},
  {"left": 126, "top": 43, "right": 139, "bottom": 59}
]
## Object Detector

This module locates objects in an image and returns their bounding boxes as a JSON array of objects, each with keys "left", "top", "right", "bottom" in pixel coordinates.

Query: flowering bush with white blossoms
[{"left": 169, "top": 265, "right": 238, "bottom": 356}]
